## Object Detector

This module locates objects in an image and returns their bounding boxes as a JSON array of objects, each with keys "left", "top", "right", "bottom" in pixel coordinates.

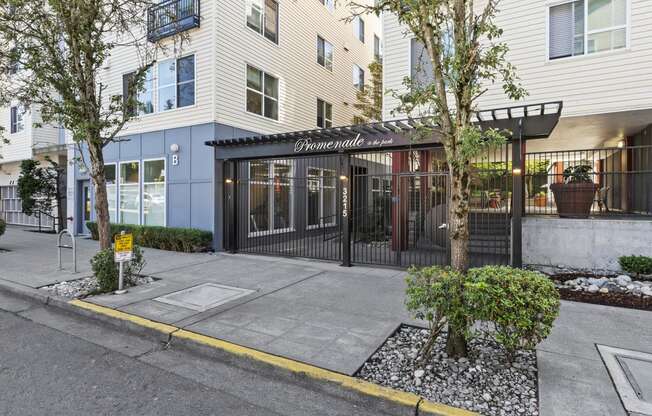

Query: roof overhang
[{"left": 205, "top": 101, "right": 563, "bottom": 160}]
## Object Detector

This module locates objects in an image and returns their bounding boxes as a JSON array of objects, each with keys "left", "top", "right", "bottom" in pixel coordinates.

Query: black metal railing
[
  {"left": 524, "top": 145, "right": 652, "bottom": 217},
  {"left": 147, "top": 0, "right": 200, "bottom": 42}
]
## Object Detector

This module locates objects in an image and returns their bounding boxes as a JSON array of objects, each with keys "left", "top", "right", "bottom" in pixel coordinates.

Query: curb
[{"left": 0, "top": 282, "right": 476, "bottom": 416}]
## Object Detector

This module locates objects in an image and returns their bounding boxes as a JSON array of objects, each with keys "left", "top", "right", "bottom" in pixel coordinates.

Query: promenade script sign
[{"left": 293, "top": 133, "right": 397, "bottom": 154}]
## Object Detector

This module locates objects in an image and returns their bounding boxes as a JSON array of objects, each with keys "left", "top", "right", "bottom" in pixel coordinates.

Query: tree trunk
[
  {"left": 446, "top": 168, "right": 471, "bottom": 358},
  {"left": 87, "top": 141, "right": 111, "bottom": 250}
]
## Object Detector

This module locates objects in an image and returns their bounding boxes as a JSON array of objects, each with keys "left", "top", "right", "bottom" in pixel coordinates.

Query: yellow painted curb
[
  {"left": 69, "top": 299, "right": 178, "bottom": 335},
  {"left": 69, "top": 300, "right": 477, "bottom": 416}
]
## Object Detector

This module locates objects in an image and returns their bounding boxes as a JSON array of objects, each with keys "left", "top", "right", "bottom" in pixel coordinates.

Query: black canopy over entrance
[{"left": 206, "top": 102, "right": 563, "bottom": 268}]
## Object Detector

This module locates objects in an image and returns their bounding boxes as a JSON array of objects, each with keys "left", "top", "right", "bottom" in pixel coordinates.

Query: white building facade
[
  {"left": 68, "top": 0, "right": 381, "bottom": 239},
  {"left": 382, "top": 0, "right": 652, "bottom": 269}
]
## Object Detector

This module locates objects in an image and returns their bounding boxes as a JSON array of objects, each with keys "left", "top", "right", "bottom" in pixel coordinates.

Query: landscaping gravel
[
  {"left": 556, "top": 274, "right": 652, "bottom": 297},
  {"left": 43, "top": 275, "right": 155, "bottom": 298},
  {"left": 357, "top": 325, "right": 538, "bottom": 416}
]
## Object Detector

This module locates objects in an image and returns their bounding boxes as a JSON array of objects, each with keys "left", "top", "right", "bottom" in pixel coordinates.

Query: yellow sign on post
[{"left": 114, "top": 233, "right": 133, "bottom": 262}]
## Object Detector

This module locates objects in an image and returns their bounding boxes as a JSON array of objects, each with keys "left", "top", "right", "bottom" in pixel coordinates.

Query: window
[
  {"left": 353, "top": 16, "right": 365, "bottom": 43},
  {"left": 307, "top": 168, "right": 336, "bottom": 229},
  {"left": 353, "top": 64, "right": 365, "bottom": 91},
  {"left": 143, "top": 159, "right": 165, "bottom": 226},
  {"left": 317, "top": 36, "right": 333, "bottom": 71},
  {"left": 10, "top": 106, "right": 24, "bottom": 134},
  {"left": 411, "top": 38, "right": 435, "bottom": 87},
  {"left": 316, "top": 99, "right": 332, "bottom": 128},
  {"left": 140, "top": 68, "right": 154, "bottom": 114},
  {"left": 158, "top": 55, "right": 195, "bottom": 111},
  {"left": 549, "top": 0, "right": 627, "bottom": 60},
  {"left": 119, "top": 161, "right": 140, "bottom": 225},
  {"left": 246, "top": 65, "right": 279, "bottom": 120},
  {"left": 246, "top": 0, "right": 279, "bottom": 44},
  {"left": 105, "top": 164, "right": 118, "bottom": 223},
  {"left": 249, "top": 160, "right": 293, "bottom": 235},
  {"left": 374, "top": 34, "right": 382, "bottom": 61},
  {"left": 320, "top": 0, "right": 335, "bottom": 12}
]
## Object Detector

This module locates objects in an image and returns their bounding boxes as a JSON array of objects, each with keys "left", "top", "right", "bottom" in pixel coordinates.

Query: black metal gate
[{"left": 229, "top": 147, "right": 511, "bottom": 268}]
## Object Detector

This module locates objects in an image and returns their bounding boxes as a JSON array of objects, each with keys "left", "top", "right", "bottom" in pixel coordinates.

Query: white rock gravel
[
  {"left": 555, "top": 275, "right": 652, "bottom": 297},
  {"left": 43, "top": 275, "right": 155, "bottom": 298},
  {"left": 357, "top": 326, "right": 539, "bottom": 416}
]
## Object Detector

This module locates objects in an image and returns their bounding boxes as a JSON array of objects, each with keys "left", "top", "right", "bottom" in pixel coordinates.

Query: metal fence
[
  {"left": 229, "top": 146, "right": 512, "bottom": 268},
  {"left": 524, "top": 145, "right": 652, "bottom": 217},
  {"left": 147, "top": 0, "right": 200, "bottom": 42}
]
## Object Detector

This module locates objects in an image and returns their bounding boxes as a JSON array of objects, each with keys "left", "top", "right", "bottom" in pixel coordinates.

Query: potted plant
[
  {"left": 533, "top": 191, "right": 547, "bottom": 208},
  {"left": 550, "top": 164, "right": 597, "bottom": 218}
]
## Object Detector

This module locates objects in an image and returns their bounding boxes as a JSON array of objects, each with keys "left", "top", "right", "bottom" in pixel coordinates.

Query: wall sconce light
[
  {"left": 339, "top": 175, "right": 348, "bottom": 181},
  {"left": 170, "top": 143, "right": 180, "bottom": 153},
  {"left": 617, "top": 140, "right": 625, "bottom": 148},
  {"left": 225, "top": 178, "right": 233, "bottom": 184},
  {"left": 512, "top": 168, "right": 522, "bottom": 175}
]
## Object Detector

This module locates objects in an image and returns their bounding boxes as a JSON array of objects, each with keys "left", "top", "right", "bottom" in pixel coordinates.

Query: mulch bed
[{"left": 557, "top": 287, "right": 652, "bottom": 311}]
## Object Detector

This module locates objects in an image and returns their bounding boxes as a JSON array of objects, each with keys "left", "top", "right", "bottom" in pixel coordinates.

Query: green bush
[
  {"left": 406, "top": 265, "right": 560, "bottom": 360},
  {"left": 90, "top": 245, "right": 145, "bottom": 293},
  {"left": 619, "top": 255, "right": 652, "bottom": 276},
  {"left": 0, "top": 218, "right": 5, "bottom": 237},
  {"left": 466, "top": 266, "right": 560, "bottom": 355},
  {"left": 86, "top": 222, "right": 212, "bottom": 253},
  {"left": 406, "top": 266, "right": 474, "bottom": 360}
]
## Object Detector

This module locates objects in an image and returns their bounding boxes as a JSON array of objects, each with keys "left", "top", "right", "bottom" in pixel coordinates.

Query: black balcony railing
[
  {"left": 524, "top": 145, "right": 652, "bottom": 217},
  {"left": 147, "top": 0, "right": 200, "bottom": 42}
]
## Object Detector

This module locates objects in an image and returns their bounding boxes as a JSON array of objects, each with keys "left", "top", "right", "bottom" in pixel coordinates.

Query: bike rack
[{"left": 57, "top": 229, "right": 77, "bottom": 273}]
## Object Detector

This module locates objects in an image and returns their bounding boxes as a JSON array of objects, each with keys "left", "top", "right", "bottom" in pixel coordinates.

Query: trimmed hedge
[
  {"left": 0, "top": 218, "right": 5, "bottom": 237},
  {"left": 619, "top": 255, "right": 652, "bottom": 277},
  {"left": 86, "top": 222, "right": 213, "bottom": 253}
]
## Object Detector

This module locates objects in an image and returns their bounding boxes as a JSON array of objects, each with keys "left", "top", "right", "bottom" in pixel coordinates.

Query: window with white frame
[
  {"left": 119, "top": 161, "right": 140, "bottom": 225},
  {"left": 549, "top": 0, "right": 627, "bottom": 60},
  {"left": 353, "top": 16, "right": 365, "bottom": 43},
  {"left": 374, "top": 34, "right": 382, "bottom": 61},
  {"left": 249, "top": 160, "right": 293, "bottom": 234},
  {"left": 307, "top": 168, "right": 336, "bottom": 229},
  {"left": 143, "top": 159, "right": 166, "bottom": 226},
  {"left": 246, "top": 0, "right": 279, "bottom": 44},
  {"left": 158, "top": 55, "right": 195, "bottom": 111},
  {"left": 317, "top": 36, "right": 333, "bottom": 71},
  {"left": 105, "top": 164, "right": 118, "bottom": 223},
  {"left": 317, "top": 99, "right": 332, "bottom": 128},
  {"left": 319, "top": 0, "right": 335, "bottom": 12},
  {"left": 10, "top": 106, "right": 24, "bottom": 134},
  {"left": 353, "top": 64, "right": 365, "bottom": 91},
  {"left": 246, "top": 65, "right": 279, "bottom": 120}
]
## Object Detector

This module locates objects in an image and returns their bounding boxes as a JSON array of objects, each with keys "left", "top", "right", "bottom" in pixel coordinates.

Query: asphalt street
[{"left": 0, "top": 292, "right": 386, "bottom": 416}]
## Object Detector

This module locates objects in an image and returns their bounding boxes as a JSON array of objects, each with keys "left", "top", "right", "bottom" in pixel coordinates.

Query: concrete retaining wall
[{"left": 523, "top": 217, "right": 652, "bottom": 271}]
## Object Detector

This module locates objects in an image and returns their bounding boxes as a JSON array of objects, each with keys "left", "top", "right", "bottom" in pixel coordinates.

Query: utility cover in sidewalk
[
  {"left": 597, "top": 344, "right": 652, "bottom": 416},
  {"left": 154, "top": 283, "right": 255, "bottom": 312}
]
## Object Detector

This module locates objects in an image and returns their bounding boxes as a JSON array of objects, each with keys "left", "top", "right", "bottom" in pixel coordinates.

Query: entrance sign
[
  {"left": 293, "top": 133, "right": 400, "bottom": 154},
  {"left": 114, "top": 233, "right": 134, "bottom": 262}
]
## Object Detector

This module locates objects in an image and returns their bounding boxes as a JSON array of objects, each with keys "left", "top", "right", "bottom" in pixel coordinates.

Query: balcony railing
[
  {"left": 524, "top": 145, "right": 652, "bottom": 217},
  {"left": 147, "top": 0, "right": 200, "bottom": 42}
]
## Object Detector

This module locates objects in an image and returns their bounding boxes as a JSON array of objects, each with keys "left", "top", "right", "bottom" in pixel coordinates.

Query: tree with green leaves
[
  {"left": 352, "top": 60, "right": 383, "bottom": 124},
  {"left": 17, "top": 157, "right": 66, "bottom": 232},
  {"left": 351, "top": 0, "right": 527, "bottom": 357},
  {"left": 0, "top": 0, "right": 185, "bottom": 249}
]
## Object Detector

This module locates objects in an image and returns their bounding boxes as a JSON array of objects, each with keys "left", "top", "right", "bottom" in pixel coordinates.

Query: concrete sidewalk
[{"left": 1, "top": 225, "right": 651, "bottom": 415}]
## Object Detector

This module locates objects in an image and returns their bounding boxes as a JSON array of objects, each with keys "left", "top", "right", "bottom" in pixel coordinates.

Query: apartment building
[
  {"left": 381, "top": 0, "right": 652, "bottom": 269},
  {"left": 0, "top": 104, "right": 66, "bottom": 228},
  {"left": 68, "top": 0, "right": 381, "bottom": 238}
]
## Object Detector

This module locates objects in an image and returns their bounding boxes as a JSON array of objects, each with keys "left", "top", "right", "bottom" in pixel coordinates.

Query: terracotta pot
[
  {"left": 533, "top": 195, "right": 547, "bottom": 208},
  {"left": 550, "top": 182, "right": 598, "bottom": 219}
]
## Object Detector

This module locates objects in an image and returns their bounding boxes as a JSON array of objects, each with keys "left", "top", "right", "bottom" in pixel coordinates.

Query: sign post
[{"left": 114, "top": 231, "right": 133, "bottom": 294}]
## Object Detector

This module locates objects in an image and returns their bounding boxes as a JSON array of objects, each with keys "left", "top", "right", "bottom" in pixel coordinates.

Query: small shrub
[
  {"left": 90, "top": 245, "right": 145, "bottom": 293},
  {"left": 466, "top": 266, "right": 560, "bottom": 355},
  {"left": 0, "top": 218, "right": 5, "bottom": 237},
  {"left": 86, "top": 222, "right": 212, "bottom": 253},
  {"left": 619, "top": 255, "right": 652, "bottom": 277},
  {"left": 406, "top": 266, "right": 474, "bottom": 360}
]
